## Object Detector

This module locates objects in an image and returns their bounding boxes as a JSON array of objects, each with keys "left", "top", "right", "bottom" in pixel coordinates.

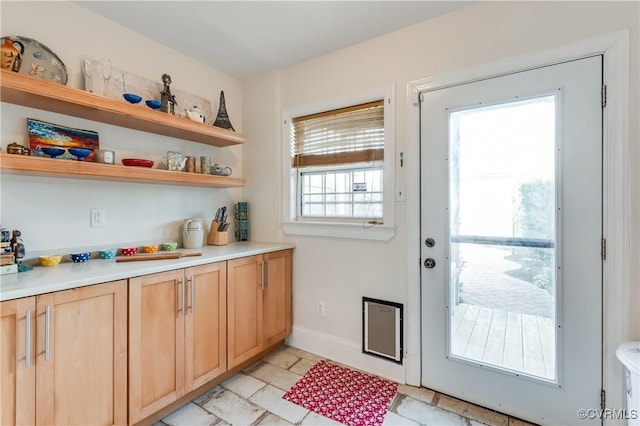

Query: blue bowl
[
  {"left": 42, "top": 147, "right": 65, "bottom": 158},
  {"left": 123, "top": 93, "right": 142, "bottom": 104},
  {"left": 68, "top": 148, "right": 92, "bottom": 161},
  {"left": 70, "top": 252, "right": 91, "bottom": 263},
  {"left": 145, "top": 100, "right": 162, "bottom": 110},
  {"left": 98, "top": 249, "right": 117, "bottom": 259}
]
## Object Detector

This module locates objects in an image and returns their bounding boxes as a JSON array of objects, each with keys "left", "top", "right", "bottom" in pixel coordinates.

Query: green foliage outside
[{"left": 514, "top": 179, "right": 555, "bottom": 294}]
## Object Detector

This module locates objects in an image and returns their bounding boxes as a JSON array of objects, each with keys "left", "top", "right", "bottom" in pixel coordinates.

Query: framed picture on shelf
[{"left": 27, "top": 118, "right": 99, "bottom": 161}]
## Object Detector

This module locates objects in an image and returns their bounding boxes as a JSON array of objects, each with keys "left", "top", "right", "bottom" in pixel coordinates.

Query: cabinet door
[
  {"left": 227, "top": 255, "right": 262, "bottom": 368},
  {"left": 262, "top": 250, "right": 292, "bottom": 347},
  {"left": 35, "top": 281, "right": 127, "bottom": 426},
  {"left": 184, "top": 262, "right": 227, "bottom": 392},
  {"left": 129, "top": 270, "right": 185, "bottom": 424},
  {"left": 1, "top": 297, "right": 36, "bottom": 426}
]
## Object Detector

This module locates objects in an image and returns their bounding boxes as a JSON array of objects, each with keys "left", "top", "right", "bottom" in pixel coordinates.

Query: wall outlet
[
  {"left": 91, "top": 208, "right": 106, "bottom": 227},
  {"left": 317, "top": 300, "right": 326, "bottom": 317}
]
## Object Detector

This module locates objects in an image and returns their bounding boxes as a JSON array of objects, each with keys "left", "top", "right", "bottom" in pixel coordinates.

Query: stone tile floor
[{"left": 155, "top": 345, "right": 535, "bottom": 426}]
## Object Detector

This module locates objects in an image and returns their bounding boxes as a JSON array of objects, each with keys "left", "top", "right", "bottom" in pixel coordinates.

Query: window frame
[{"left": 281, "top": 85, "right": 396, "bottom": 240}]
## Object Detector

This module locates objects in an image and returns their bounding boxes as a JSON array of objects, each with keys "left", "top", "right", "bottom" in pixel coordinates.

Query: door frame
[{"left": 405, "top": 30, "right": 630, "bottom": 414}]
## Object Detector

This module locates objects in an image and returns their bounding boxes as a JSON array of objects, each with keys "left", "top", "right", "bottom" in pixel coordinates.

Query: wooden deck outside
[{"left": 450, "top": 303, "right": 556, "bottom": 380}]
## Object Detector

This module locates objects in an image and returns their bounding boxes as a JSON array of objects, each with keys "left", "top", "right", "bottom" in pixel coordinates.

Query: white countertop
[{"left": 0, "top": 242, "right": 295, "bottom": 301}]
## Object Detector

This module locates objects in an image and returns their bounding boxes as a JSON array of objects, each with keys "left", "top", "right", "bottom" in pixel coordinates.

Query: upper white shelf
[{"left": 0, "top": 70, "right": 245, "bottom": 147}]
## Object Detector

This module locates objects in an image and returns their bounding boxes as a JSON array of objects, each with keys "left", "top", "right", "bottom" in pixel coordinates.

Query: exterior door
[{"left": 420, "top": 56, "right": 602, "bottom": 424}]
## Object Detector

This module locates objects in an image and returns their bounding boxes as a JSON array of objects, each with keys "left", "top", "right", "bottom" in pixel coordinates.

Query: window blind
[{"left": 291, "top": 100, "right": 384, "bottom": 167}]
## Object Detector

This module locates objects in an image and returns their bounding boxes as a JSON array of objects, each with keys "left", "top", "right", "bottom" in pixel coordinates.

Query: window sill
[{"left": 282, "top": 221, "right": 395, "bottom": 241}]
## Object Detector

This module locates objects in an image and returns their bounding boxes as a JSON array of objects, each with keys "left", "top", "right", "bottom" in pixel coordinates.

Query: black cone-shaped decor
[{"left": 213, "top": 90, "right": 235, "bottom": 131}]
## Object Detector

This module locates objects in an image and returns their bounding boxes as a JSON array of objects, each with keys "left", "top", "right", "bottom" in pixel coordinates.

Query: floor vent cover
[{"left": 362, "top": 297, "right": 403, "bottom": 364}]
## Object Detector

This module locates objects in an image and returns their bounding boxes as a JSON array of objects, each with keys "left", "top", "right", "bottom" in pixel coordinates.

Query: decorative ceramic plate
[
  {"left": 122, "top": 158, "right": 154, "bottom": 168},
  {"left": 1, "top": 36, "right": 68, "bottom": 85}
]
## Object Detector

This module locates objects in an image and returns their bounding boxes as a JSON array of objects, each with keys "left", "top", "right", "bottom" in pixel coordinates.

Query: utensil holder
[{"left": 208, "top": 221, "right": 228, "bottom": 246}]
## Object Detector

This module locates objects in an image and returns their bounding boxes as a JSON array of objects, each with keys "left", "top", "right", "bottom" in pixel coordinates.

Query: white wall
[
  {"left": 243, "top": 0, "right": 640, "bottom": 390},
  {"left": 0, "top": 1, "right": 244, "bottom": 253}
]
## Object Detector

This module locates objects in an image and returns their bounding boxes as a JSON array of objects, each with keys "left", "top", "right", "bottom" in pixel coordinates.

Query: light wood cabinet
[
  {"left": 184, "top": 263, "right": 227, "bottom": 391},
  {"left": 227, "top": 250, "right": 292, "bottom": 368},
  {"left": 262, "top": 250, "right": 293, "bottom": 347},
  {"left": 128, "top": 263, "right": 227, "bottom": 424},
  {"left": 2, "top": 250, "right": 290, "bottom": 425},
  {"left": 0, "top": 281, "right": 127, "bottom": 426},
  {"left": 227, "top": 255, "right": 262, "bottom": 367},
  {"left": 1, "top": 297, "right": 36, "bottom": 425}
]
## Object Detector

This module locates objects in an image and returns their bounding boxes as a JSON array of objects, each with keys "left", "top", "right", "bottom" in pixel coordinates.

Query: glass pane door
[{"left": 448, "top": 95, "right": 557, "bottom": 381}]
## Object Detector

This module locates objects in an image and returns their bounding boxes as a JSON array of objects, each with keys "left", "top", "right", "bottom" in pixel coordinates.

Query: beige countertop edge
[{"left": 0, "top": 241, "right": 295, "bottom": 302}]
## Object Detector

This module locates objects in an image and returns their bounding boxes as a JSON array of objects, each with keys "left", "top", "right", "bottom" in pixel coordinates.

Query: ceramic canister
[
  {"left": 200, "top": 156, "right": 211, "bottom": 174},
  {"left": 183, "top": 219, "right": 204, "bottom": 249}
]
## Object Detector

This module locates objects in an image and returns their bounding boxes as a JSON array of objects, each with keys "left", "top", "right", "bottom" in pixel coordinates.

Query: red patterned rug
[{"left": 283, "top": 360, "right": 398, "bottom": 426}]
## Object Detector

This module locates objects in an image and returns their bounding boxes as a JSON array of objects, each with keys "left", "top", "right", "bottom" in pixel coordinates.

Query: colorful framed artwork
[{"left": 27, "top": 118, "right": 100, "bottom": 161}]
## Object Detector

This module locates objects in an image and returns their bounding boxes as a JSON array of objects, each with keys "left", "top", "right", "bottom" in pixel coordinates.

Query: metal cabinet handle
[
  {"left": 178, "top": 278, "right": 185, "bottom": 314},
  {"left": 265, "top": 260, "right": 270, "bottom": 289},
  {"left": 44, "top": 306, "right": 51, "bottom": 361},
  {"left": 188, "top": 276, "right": 194, "bottom": 312},
  {"left": 25, "top": 310, "right": 31, "bottom": 368},
  {"left": 260, "top": 261, "right": 265, "bottom": 290}
]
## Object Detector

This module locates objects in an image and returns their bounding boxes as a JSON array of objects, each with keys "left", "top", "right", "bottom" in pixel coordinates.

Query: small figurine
[
  {"left": 160, "top": 73, "right": 177, "bottom": 115},
  {"left": 213, "top": 90, "right": 236, "bottom": 131},
  {"left": 11, "top": 229, "right": 25, "bottom": 260}
]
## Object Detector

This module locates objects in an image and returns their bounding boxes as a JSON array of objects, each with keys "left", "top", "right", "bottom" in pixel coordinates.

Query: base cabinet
[
  {"left": 128, "top": 262, "right": 226, "bottom": 424},
  {"left": 227, "top": 250, "right": 292, "bottom": 369},
  {"left": 1, "top": 249, "right": 290, "bottom": 425},
  {"left": 0, "top": 280, "right": 127, "bottom": 426}
]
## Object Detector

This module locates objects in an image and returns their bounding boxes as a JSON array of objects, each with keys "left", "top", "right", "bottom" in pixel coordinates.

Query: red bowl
[
  {"left": 122, "top": 158, "right": 154, "bottom": 168},
  {"left": 120, "top": 247, "right": 138, "bottom": 256}
]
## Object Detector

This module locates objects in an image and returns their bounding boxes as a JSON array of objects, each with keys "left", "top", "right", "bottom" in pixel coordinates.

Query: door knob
[{"left": 424, "top": 258, "right": 436, "bottom": 269}]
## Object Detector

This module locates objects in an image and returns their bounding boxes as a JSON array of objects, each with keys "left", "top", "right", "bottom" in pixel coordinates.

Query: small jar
[
  {"left": 200, "top": 156, "right": 211, "bottom": 174},
  {"left": 185, "top": 156, "right": 196, "bottom": 173}
]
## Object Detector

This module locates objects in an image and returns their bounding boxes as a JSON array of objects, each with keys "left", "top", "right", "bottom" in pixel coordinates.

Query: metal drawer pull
[
  {"left": 188, "top": 276, "right": 194, "bottom": 312},
  {"left": 44, "top": 306, "right": 51, "bottom": 361},
  {"left": 178, "top": 278, "right": 185, "bottom": 314},
  {"left": 25, "top": 310, "right": 31, "bottom": 368}
]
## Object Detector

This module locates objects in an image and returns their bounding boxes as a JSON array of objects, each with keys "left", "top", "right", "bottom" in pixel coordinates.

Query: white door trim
[{"left": 405, "top": 30, "right": 630, "bottom": 416}]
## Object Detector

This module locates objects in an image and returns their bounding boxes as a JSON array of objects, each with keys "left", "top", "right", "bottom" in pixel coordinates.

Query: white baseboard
[{"left": 286, "top": 325, "right": 406, "bottom": 383}]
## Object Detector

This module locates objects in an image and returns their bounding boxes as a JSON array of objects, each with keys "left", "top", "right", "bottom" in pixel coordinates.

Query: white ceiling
[{"left": 75, "top": 1, "right": 473, "bottom": 79}]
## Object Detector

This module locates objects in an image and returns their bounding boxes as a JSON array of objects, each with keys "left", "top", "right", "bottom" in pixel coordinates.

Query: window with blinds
[
  {"left": 291, "top": 100, "right": 384, "bottom": 168},
  {"left": 290, "top": 100, "right": 385, "bottom": 221}
]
